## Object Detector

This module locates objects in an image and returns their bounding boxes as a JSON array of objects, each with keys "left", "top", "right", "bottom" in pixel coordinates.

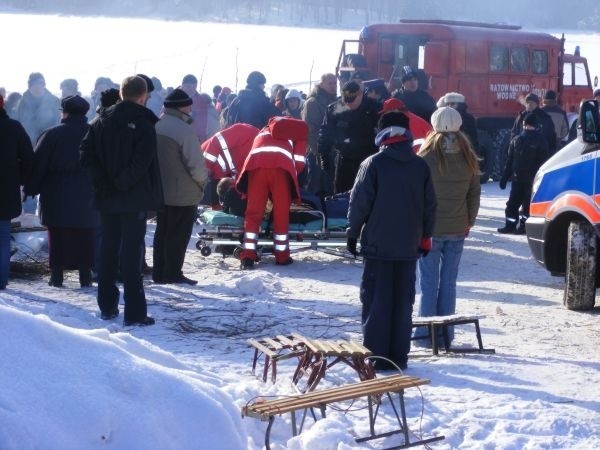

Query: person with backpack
[{"left": 222, "top": 71, "right": 280, "bottom": 129}]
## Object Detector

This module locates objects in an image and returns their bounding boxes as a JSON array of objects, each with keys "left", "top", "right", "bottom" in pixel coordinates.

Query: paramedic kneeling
[{"left": 235, "top": 117, "right": 307, "bottom": 269}]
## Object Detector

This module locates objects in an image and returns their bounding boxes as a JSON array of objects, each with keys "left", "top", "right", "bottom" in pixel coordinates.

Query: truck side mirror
[{"left": 578, "top": 99, "right": 600, "bottom": 143}]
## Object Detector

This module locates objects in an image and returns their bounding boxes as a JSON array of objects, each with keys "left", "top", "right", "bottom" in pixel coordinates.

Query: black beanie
[
  {"left": 523, "top": 113, "right": 538, "bottom": 128},
  {"left": 247, "top": 71, "right": 266, "bottom": 88},
  {"left": 136, "top": 74, "right": 154, "bottom": 93},
  {"left": 544, "top": 90, "right": 557, "bottom": 101},
  {"left": 100, "top": 88, "right": 121, "bottom": 108},
  {"left": 164, "top": 88, "right": 193, "bottom": 108},
  {"left": 377, "top": 111, "right": 410, "bottom": 131},
  {"left": 61, "top": 95, "right": 90, "bottom": 116}
]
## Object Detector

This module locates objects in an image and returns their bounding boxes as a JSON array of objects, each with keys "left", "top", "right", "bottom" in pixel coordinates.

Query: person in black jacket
[
  {"left": 25, "top": 95, "right": 96, "bottom": 288},
  {"left": 80, "top": 75, "right": 162, "bottom": 326},
  {"left": 346, "top": 111, "right": 437, "bottom": 371},
  {"left": 0, "top": 94, "right": 34, "bottom": 290},
  {"left": 317, "top": 80, "right": 380, "bottom": 194},
  {"left": 498, "top": 113, "right": 549, "bottom": 234},
  {"left": 391, "top": 71, "right": 437, "bottom": 122},
  {"left": 511, "top": 93, "right": 556, "bottom": 157},
  {"left": 224, "top": 71, "right": 280, "bottom": 129}
]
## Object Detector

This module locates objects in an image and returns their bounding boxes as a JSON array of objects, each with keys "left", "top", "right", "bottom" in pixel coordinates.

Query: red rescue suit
[
  {"left": 201, "top": 123, "right": 259, "bottom": 179},
  {"left": 236, "top": 117, "right": 307, "bottom": 264}
]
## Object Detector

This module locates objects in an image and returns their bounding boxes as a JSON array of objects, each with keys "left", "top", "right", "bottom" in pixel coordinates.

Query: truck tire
[{"left": 564, "top": 220, "right": 597, "bottom": 310}]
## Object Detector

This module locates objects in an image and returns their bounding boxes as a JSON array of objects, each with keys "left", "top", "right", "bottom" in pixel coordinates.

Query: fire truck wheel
[{"left": 564, "top": 220, "right": 597, "bottom": 310}]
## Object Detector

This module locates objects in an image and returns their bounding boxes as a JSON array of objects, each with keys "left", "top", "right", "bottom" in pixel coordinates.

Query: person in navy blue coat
[
  {"left": 346, "top": 111, "right": 437, "bottom": 371},
  {"left": 25, "top": 95, "right": 96, "bottom": 288},
  {"left": 0, "top": 95, "right": 34, "bottom": 290}
]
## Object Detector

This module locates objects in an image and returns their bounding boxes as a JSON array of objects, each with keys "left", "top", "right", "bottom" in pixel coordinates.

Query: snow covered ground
[{"left": 1, "top": 182, "right": 599, "bottom": 450}]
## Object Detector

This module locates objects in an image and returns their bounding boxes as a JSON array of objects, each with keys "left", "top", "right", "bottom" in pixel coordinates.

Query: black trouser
[
  {"left": 505, "top": 180, "right": 533, "bottom": 221},
  {"left": 360, "top": 258, "right": 416, "bottom": 368},
  {"left": 97, "top": 211, "right": 147, "bottom": 322},
  {"left": 152, "top": 205, "right": 197, "bottom": 281},
  {"left": 334, "top": 154, "right": 361, "bottom": 194}
]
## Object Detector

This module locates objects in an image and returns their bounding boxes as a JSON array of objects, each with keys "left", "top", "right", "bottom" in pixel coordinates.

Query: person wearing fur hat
[
  {"left": 152, "top": 88, "right": 208, "bottom": 286},
  {"left": 0, "top": 94, "right": 34, "bottom": 290},
  {"left": 510, "top": 92, "right": 556, "bottom": 157},
  {"left": 390, "top": 68, "right": 436, "bottom": 122},
  {"left": 17, "top": 72, "right": 61, "bottom": 144},
  {"left": 414, "top": 107, "right": 481, "bottom": 346},
  {"left": 541, "top": 90, "right": 569, "bottom": 150},
  {"left": 346, "top": 111, "right": 436, "bottom": 371},
  {"left": 222, "top": 71, "right": 280, "bottom": 129},
  {"left": 499, "top": 112, "right": 549, "bottom": 234},
  {"left": 25, "top": 95, "right": 96, "bottom": 288},
  {"left": 317, "top": 80, "right": 380, "bottom": 194}
]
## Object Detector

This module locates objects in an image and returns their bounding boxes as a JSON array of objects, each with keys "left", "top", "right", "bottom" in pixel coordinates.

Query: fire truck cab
[{"left": 337, "top": 20, "right": 593, "bottom": 179}]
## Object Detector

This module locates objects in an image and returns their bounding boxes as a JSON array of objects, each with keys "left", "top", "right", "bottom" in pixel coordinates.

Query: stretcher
[{"left": 194, "top": 203, "right": 354, "bottom": 259}]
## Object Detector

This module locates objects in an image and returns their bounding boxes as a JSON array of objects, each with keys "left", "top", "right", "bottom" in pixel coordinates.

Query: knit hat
[
  {"left": 0, "top": 94, "right": 4, "bottom": 109},
  {"left": 28, "top": 72, "right": 45, "bottom": 87},
  {"left": 525, "top": 93, "right": 539, "bottom": 104},
  {"left": 375, "top": 112, "right": 412, "bottom": 146},
  {"left": 544, "top": 90, "right": 557, "bottom": 101},
  {"left": 246, "top": 71, "right": 267, "bottom": 88},
  {"left": 100, "top": 88, "right": 121, "bottom": 108},
  {"left": 437, "top": 92, "right": 465, "bottom": 107},
  {"left": 182, "top": 74, "right": 198, "bottom": 85},
  {"left": 341, "top": 80, "right": 361, "bottom": 103},
  {"left": 523, "top": 113, "right": 538, "bottom": 128},
  {"left": 593, "top": 88, "right": 600, "bottom": 97},
  {"left": 164, "top": 88, "right": 193, "bottom": 108},
  {"left": 380, "top": 98, "right": 406, "bottom": 114},
  {"left": 136, "top": 74, "right": 154, "bottom": 93},
  {"left": 431, "top": 106, "right": 462, "bottom": 132},
  {"left": 60, "top": 95, "right": 90, "bottom": 116},
  {"left": 378, "top": 111, "right": 410, "bottom": 131}
]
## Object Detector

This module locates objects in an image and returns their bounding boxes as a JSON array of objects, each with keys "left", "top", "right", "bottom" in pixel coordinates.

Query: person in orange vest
[
  {"left": 200, "top": 123, "right": 260, "bottom": 207},
  {"left": 235, "top": 117, "right": 308, "bottom": 269},
  {"left": 379, "top": 98, "right": 432, "bottom": 153}
]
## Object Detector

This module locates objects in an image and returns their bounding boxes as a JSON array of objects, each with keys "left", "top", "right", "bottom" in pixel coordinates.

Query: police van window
[
  {"left": 532, "top": 50, "right": 548, "bottom": 74},
  {"left": 511, "top": 47, "right": 529, "bottom": 72},
  {"left": 490, "top": 45, "right": 508, "bottom": 72},
  {"left": 563, "top": 62, "right": 573, "bottom": 86},
  {"left": 574, "top": 62, "right": 588, "bottom": 86}
]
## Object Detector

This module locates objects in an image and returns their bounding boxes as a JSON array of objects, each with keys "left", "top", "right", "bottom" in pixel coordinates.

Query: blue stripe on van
[{"left": 532, "top": 159, "right": 595, "bottom": 203}]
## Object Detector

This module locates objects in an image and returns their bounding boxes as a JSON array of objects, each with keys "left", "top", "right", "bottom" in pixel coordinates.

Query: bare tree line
[{"left": 2, "top": 0, "right": 599, "bottom": 30}]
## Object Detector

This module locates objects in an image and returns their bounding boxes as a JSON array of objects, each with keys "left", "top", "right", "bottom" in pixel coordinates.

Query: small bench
[
  {"left": 242, "top": 374, "right": 445, "bottom": 450},
  {"left": 411, "top": 314, "right": 495, "bottom": 356},
  {"left": 247, "top": 335, "right": 307, "bottom": 383}
]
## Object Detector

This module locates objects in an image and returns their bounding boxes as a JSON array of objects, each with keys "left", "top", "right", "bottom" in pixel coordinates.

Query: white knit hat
[
  {"left": 437, "top": 92, "right": 466, "bottom": 107},
  {"left": 431, "top": 106, "right": 463, "bottom": 132}
]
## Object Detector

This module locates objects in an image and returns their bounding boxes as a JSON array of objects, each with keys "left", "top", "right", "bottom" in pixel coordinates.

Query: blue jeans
[
  {"left": 0, "top": 220, "right": 10, "bottom": 289},
  {"left": 416, "top": 235, "right": 465, "bottom": 343}
]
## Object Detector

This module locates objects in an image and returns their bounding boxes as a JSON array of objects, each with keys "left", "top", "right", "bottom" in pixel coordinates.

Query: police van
[{"left": 526, "top": 100, "right": 600, "bottom": 310}]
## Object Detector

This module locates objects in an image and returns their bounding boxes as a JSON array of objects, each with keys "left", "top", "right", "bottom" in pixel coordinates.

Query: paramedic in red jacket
[
  {"left": 202, "top": 123, "right": 260, "bottom": 180},
  {"left": 236, "top": 117, "right": 307, "bottom": 269}
]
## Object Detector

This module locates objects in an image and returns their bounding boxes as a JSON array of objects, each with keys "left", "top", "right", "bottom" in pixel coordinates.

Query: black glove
[
  {"left": 347, "top": 237, "right": 358, "bottom": 256},
  {"left": 499, "top": 178, "right": 507, "bottom": 190}
]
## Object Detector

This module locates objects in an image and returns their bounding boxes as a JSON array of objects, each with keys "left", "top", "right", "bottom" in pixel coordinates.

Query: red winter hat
[
  {"left": 379, "top": 98, "right": 406, "bottom": 114},
  {"left": 0, "top": 94, "right": 4, "bottom": 109}
]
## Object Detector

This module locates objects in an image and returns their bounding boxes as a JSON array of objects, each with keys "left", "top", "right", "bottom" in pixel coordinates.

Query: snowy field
[{"left": 1, "top": 183, "right": 599, "bottom": 450}]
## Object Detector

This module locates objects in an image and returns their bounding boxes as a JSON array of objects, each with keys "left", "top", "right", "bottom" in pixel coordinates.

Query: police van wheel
[{"left": 564, "top": 220, "right": 597, "bottom": 310}]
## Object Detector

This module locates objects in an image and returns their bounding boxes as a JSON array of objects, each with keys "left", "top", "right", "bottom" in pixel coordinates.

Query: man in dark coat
[
  {"left": 80, "top": 75, "right": 162, "bottom": 326},
  {"left": 0, "top": 94, "right": 34, "bottom": 290},
  {"left": 317, "top": 80, "right": 380, "bottom": 194},
  {"left": 225, "top": 71, "right": 280, "bottom": 129},
  {"left": 499, "top": 113, "right": 549, "bottom": 234},
  {"left": 511, "top": 93, "right": 556, "bottom": 157},
  {"left": 17, "top": 72, "right": 61, "bottom": 144},
  {"left": 25, "top": 95, "right": 96, "bottom": 288},
  {"left": 346, "top": 111, "right": 437, "bottom": 371},
  {"left": 392, "top": 71, "right": 437, "bottom": 122}
]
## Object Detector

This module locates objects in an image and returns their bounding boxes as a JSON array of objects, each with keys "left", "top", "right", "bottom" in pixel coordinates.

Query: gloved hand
[
  {"left": 347, "top": 237, "right": 358, "bottom": 256},
  {"left": 418, "top": 237, "right": 432, "bottom": 257},
  {"left": 499, "top": 178, "right": 507, "bottom": 190}
]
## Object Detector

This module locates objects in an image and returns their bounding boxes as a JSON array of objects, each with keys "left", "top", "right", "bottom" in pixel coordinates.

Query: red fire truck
[{"left": 337, "top": 20, "right": 593, "bottom": 179}]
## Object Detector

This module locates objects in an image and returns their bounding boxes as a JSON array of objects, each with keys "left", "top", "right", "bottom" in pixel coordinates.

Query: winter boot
[
  {"left": 48, "top": 267, "right": 63, "bottom": 287},
  {"left": 79, "top": 266, "right": 92, "bottom": 287},
  {"left": 240, "top": 258, "right": 254, "bottom": 270},
  {"left": 497, "top": 219, "right": 517, "bottom": 234},
  {"left": 515, "top": 217, "right": 527, "bottom": 235}
]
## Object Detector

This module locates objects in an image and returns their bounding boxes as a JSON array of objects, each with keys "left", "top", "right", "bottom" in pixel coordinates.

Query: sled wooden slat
[
  {"left": 247, "top": 334, "right": 307, "bottom": 383},
  {"left": 242, "top": 374, "right": 444, "bottom": 450}
]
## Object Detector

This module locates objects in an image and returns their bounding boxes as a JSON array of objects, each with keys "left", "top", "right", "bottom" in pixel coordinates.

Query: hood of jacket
[{"left": 379, "top": 136, "right": 415, "bottom": 162}]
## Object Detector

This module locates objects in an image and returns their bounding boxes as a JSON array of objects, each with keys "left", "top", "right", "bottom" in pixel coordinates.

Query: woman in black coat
[
  {"left": 25, "top": 95, "right": 96, "bottom": 287},
  {"left": 0, "top": 95, "right": 34, "bottom": 289}
]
